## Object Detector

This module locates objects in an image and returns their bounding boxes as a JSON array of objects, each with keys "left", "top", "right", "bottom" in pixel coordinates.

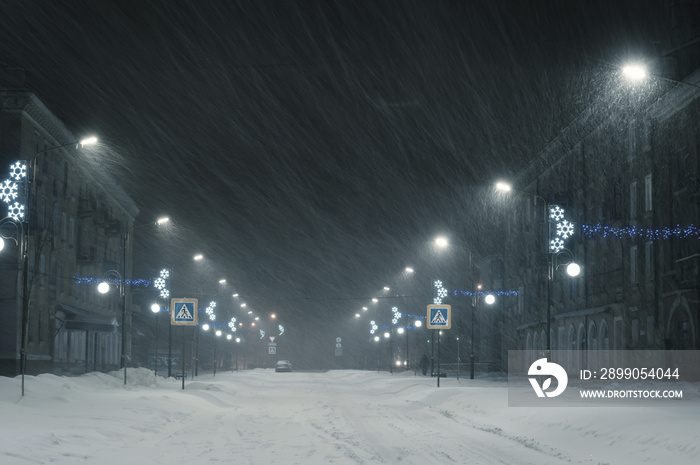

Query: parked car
[{"left": 275, "top": 360, "right": 292, "bottom": 372}]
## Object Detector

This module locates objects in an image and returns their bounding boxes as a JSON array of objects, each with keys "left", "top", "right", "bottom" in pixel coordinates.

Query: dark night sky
[{"left": 0, "top": 1, "right": 667, "bottom": 342}]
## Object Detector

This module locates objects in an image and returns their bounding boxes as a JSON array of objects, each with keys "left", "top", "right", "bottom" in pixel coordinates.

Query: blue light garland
[
  {"left": 452, "top": 289, "right": 519, "bottom": 297},
  {"left": 583, "top": 223, "right": 700, "bottom": 241},
  {"left": 74, "top": 276, "right": 152, "bottom": 287}
]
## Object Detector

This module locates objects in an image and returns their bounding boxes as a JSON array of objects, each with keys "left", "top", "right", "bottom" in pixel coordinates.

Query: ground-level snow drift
[{"left": 1, "top": 368, "right": 697, "bottom": 464}]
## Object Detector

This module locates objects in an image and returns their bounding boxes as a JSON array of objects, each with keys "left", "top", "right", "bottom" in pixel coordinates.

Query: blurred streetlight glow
[
  {"left": 150, "top": 303, "right": 160, "bottom": 313},
  {"left": 435, "top": 236, "right": 448, "bottom": 248},
  {"left": 79, "top": 136, "right": 98, "bottom": 147},
  {"left": 193, "top": 254, "right": 203, "bottom": 261},
  {"left": 405, "top": 267, "right": 414, "bottom": 273},
  {"left": 156, "top": 217, "right": 170, "bottom": 225},
  {"left": 219, "top": 279, "right": 227, "bottom": 284},
  {"left": 415, "top": 320, "right": 422, "bottom": 327},
  {"left": 622, "top": 64, "right": 647, "bottom": 80},
  {"left": 495, "top": 181, "right": 512, "bottom": 192},
  {"left": 202, "top": 324, "right": 210, "bottom": 331}
]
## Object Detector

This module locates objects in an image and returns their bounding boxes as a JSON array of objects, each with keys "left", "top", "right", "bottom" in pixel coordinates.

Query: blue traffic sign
[
  {"left": 426, "top": 305, "right": 451, "bottom": 329},
  {"left": 171, "top": 298, "right": 198, "bottom": 326}
]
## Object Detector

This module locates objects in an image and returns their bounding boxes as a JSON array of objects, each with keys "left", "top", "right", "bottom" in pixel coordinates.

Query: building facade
[
  {"left": 500, "top": 65, "right": 700, "bottom": 371},
  {"left": 0, "top": 84, "right": 139, "bottom": 376}
]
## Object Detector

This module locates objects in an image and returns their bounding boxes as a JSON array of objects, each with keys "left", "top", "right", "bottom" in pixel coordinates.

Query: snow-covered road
[{"left": 1, "top": 369, "right": 697, "bottom": 464}]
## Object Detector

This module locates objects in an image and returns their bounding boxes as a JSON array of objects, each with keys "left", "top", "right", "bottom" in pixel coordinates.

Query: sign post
[
  {"left": 427, "top": 305, "right": 451, "bottom": 387},
  {"left": 171, "top": 298, "right": 198, "bottom": 390}
]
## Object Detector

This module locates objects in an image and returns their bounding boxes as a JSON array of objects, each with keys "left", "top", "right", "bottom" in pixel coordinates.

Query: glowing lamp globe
[
  {"left": 151, "top": 304, "right": 160, "bottom": 313},
  {"left": 567, "top": 262, "right": 581, "bottom": 277},
  {"left": 484, "top": 294, "right": 496, "bottom": 305},
  {"left": 97, "top": 282, "right": 110, "bottom": 294}
]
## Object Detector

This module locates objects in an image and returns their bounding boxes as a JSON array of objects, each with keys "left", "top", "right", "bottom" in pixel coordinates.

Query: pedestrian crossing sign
[
  {"left": 171, "top": 298, "right": 198, "bottom": 326},
  {"left": 427, "top": 305, "right": 451, "bottom": 329}
]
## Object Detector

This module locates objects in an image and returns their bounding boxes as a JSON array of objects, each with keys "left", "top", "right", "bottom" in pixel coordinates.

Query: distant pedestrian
[{"left": 420, "top": 353, "right": 429, "bottom": 376}]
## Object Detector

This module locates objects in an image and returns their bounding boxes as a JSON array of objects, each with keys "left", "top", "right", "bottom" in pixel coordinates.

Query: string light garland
[
  {"left": 453, "top": 289, "right": 519, "bottom": 297},
  {"left": 74, "top": 276, "right": 152, "bottom": 287},
  {"left": 582, "top": 223, "right": 700, "bottom": 241}
]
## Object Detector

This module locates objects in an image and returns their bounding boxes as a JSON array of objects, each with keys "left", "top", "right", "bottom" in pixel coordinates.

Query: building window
[
  {"left": 645, "top": 241, "right": 653, "bottom": 282},
  {"left": 644, "top": 174, "right": 652, "bottom": 212},
  {"left": 69, "top": 218, "right": 75, "bottom": 247},
  {"left": 630, "top": 181, "right": 637, "bottom": 220},
  {"left": 630, "top": 245, "right": 638, "bottom": 284}
]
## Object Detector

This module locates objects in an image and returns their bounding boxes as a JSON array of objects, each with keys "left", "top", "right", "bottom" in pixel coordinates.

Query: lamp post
[
  {"left": 1, "top": 137, "right": 97, "bottom": 395},
  {"left": 471, "top": 284, "right": 495, "bottom": 380},
  {"left": 98, "top": 269, "right": 126, "bottom": 384},
  {"left": 150, "top": 302, "right": 162, "bottom": 377},
  {"left": 495, "top": 182, "right": 581, "bottom": 353}
]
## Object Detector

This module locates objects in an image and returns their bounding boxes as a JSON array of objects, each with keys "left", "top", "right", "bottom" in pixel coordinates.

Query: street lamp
[
  {"left": 97, "top": 269, "right": 127, "bottom": 384},
  {"left": 1, "top": 137, "right": 97, "bottom": 395},
  {"left": 471, "top": 284, "right": 496, "bottom": 379},
  {"left": 495, "top": 181, "right": 581, "bottom": 352}
]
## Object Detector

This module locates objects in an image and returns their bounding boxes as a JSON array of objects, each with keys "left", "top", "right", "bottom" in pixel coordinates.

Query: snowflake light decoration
[
  {"left": 160, "top": 269, "right": 170, "bottom": 279},
  {"left": 556, "top": 220, "right": 575, "bottom": 239},
  {"left": 206, "top": 301, "right": 217, "bottom": 321},
  {"left": 228, "top": 317, "right": 237, "bottom": 332},
  {"left": 9, "top": 161, "right": 27, "bottom": 181},
  {"left": 391, "top": 307, "right": 401, "bottom": 324},
  {"left": 1, "top": 179, "right": 19, "bottom": 203},
  {"left": 8, "top": 202, "right": 24, "bottom": 221},
  {"left": 549, "top": 206, "right": 565, "bottom": 221},
  {"left": 153, "top": 277, "right": 166, "bottom": 290},
  {"left": 550, "top": 237, "right": 564, "bottom": 253},
  {"left": 160, "top": 288, "right": 170, "bottom": 299},
  {"left": 370, "top": 320, "right": 378, "bottom": 335},
  {"left": 434, "top": 280, "right": 448, "bottom": 304}
]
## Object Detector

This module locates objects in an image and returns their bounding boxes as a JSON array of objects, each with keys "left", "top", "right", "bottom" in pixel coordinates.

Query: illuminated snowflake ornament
[
  {"left": 549, "top": 206, "right": 565, "bottom": 221},
  {"left": 556, "top": 220, "right": 575, "bottom": 239},
  {"left": 160, "top": 269, "right": 170, "bottom": 279},
  {"left": 160, "top": 288, "right": 170, "bottom": 299},
  {"left": 8, "top": 202, "right": 24, "bottom": 221},
  {"left": 154, "top": 277, "right": 166, "bottom": 290},
  {"left": 1, "top": 179, "right": 19, "bottom": 203},
  {"left": 9, "top": 161, "right": 27, "bottom": 181},
  {"left": 391, "top": 307, "right": 401, "bottom": 324},
  {"left": 228, "top": 317, "right": 237, "bottom": 332},
  {"left": 550, "top": 237, "right": 564, "bottom": 253},
  {"left": 206, "top": 301, "right": 217, "bottom": 321},
  {"left": 370, "top": 320, "right": 378, "bottom": 335},
  {"left": 434, "top": 280, "right": 448, "bottom": 304}
]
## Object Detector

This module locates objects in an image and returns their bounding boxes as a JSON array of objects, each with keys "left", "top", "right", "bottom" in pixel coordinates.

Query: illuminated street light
[
  {"left": 435, "top": 236, "right": 448, "bottom": 248},
  {"left": 193, "top": 254, "right": 203, "bottom": 261},
  {"left": 622, "top": 64, "right": 647, "bottom": 81},
  {"left": 156, "top": 217, "right": 170, "bottom": 225},
  {"left": 151, "top": 303, "right": 160, "bottom": 313}
]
